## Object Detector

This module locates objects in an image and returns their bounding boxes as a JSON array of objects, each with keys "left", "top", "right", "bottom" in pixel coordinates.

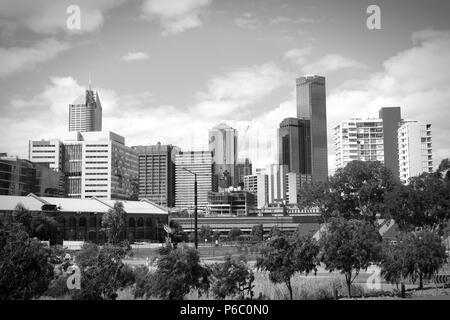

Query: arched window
[
  {"left": 137, "top": 217, "right": 144, "bottom": 227},
  {"left": 128, "top": 217, "right": 135, "bottom": 228}
]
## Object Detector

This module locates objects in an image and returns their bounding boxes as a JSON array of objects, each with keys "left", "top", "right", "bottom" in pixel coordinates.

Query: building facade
[
  {"left": 69, "top": 87, "right": 102, "bottom": 132},
  {"left": 132, "top": 143, "right": 180, "bottom": 207},
  {"left": 278, "top": 117, "right": 310, "bottom": 174},
  {"left": 208, "top": 123, "right": 238, "bottom": 189},
  {"left": 243, "top": 174, "right": 268, "bottom": 209},
  {"left": 29, "top": 131, "right": 138, "bottom": 199},
  {"left": 296, "top": 75, "right": 328, "bottom": 182},
  {"left": 29, "top": 139, "right": 64, "bottom": 172},
  {"left": 334, "top": 118, "right": 385, "bottom": 169},
  {"left": 379, "top": 107, "right": 402, "bottom": 179},
  {"left": 236, "top": 158, "right": 252, "bottom": 187},
  {"left": 175, "top": 151, "right": 215, "bottom": 210},
  {"left": 398, "top": 122, "right": 433, "bottom": 184},
  {"left": 206, "top": 190, "right": 256, "bottom": 216}
]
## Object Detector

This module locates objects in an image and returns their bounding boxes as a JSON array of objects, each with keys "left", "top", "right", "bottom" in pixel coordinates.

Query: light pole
[{"left": 183, "top": 167, "right": 198, "bottom": 249}]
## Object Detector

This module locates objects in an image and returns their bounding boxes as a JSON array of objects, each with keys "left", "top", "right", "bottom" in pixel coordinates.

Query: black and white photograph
[{"left": 0, "top": 0, "right": 449, "bottom": 312}]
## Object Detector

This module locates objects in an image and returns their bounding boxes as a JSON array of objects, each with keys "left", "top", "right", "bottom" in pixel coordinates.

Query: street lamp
[{"left": 183, "top": 167, "right": 198, "bottom": 249}]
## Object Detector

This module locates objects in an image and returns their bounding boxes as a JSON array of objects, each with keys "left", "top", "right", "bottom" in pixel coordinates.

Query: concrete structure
[
  {"left": 0, "top": 194, "right": 168, "bottom": 243},
  {"left": 29, "top": 131, "right": 138, "bottom": 200},
  {"left": 398, "top": 122, "right": 433, "bottom": 184},
  {"left": 267, "top": 164, "right": 288, "bottom": 204},
  {"left": 296, "top": 75, "right": 328, "bottom": 182},
  {"left": 379, "top": 107, "right": 402, "bottom": 179},
  {"left": 69, "top": 85, "right": 102, "bottom": 132},
  {"left": 206, "top": 190, "right": 256, "bottom": 216},
  {"left": 29, "top": 139, "right": 64, "bottom": 171},
  {"left": 0, "top": 155, "right": 63, "bottom": 197},
  {"left": 243, "top": 174, "right": 268, "bottom": 209},
  {"left": 334, "top": 118, "right": 384, "bottom": 168},
  {"left": 175, "top": 151, "right": 215, "bottom": 210},
  {"left": 208, "top": 123, "right": 238, "bottom": 189},
  {"left": 132, "top": 143, "right": 180, "bottom": 207}
]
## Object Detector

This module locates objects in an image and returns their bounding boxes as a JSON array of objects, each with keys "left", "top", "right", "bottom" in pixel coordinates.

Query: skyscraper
[
  {"left": 175, "top": 151, "right": 215, "bottom": 210},
  {"left": 296, "top": 75, "right": 328, "bottom": 182},
  {"left": 208, "top": 123, "right": 238, "bottom": 189},
  {"left": 278, "top": 118, "right": 310, "bottom": 174},
  {"left": 132, "top": 143, "right": 180, "bottom": 207},
  {"left": 69, "top": 82, "right": 102, "bottom": 132}
]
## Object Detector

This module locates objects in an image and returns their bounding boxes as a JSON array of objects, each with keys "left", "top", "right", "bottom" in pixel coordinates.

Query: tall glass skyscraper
[
  {"left": 296, "top": 75, "right": 328, "bottom": 182},
  {"left": 69, "top": 84, "right": 102, "bottom": 132},
  {"left": 278, "top": 118, "right": 310, "bottom": 174}
]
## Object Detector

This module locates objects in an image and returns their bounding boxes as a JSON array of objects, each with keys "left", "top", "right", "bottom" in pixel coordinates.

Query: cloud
[
  {"left": 270, "top": 16, "right": 323, "bottom": 25},
  {"left": 141, "top": 0, "right": 211, "bottom": 35},
  {"left": 121, "top": 51, "right": 150, "bottom": 62},
  {"left": 302, "top": 54, "right": 366, "bottom": 74},
  {"left": 0, "top": 38, "right": 71, "bottom": 78},
  {"left": 193, "top": 62, "right": 288, "bottom": 119},
  {"left": 234, "top": 12, "right": 261, "bottom": 30},
  {"left": 0, "top": 0, "right": 125, "bottom": 35},
  {"left": 327, "top": 29, "right": 450, "bottom": 171},
  {"left": 284, "top": 47, "right": 314, "bottom": 66}
]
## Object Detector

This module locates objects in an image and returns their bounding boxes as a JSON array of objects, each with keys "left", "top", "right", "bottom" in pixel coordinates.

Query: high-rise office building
[
  {"left": 398, "top": 122, "right": 433, "bottom": 184},
  {"left": 132, "top": 143, "right": 180, "bottom": 207},
  {"left": 243, "top": 174, "right": 268, "bottom": 209},
  {"left": 267, "top": 164, "right": 288, "bottom": 204},
  {"left": 29, "top": 131, "right": 138, "bottom": 199},
  {"left": 296, "top": 75, "right": 328, "bottom": 182},
  {"left": 278, "top": 118, "right": 310, "bottom": 174},
  {"left": 208, "top": 123, "right": 238, "bottom": 189},
  {"left": 69, "top": 84, "right": 102, "bottom": 132},
  {"left": 175, "top": 151, "right": 214, "bottom": 210}
]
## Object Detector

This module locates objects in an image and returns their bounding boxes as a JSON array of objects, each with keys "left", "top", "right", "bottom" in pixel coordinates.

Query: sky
[{"left": 0, "top": 0, "right": 449, "bottom": 173}]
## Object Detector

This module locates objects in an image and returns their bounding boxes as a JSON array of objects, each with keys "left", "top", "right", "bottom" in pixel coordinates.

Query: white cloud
[
  {"left": 270, "top": 16, "right": 323, "bottom": 25},
  {"left": 121, "top": 51, "right": 150, "bottom": 62},
  {"left": 234, "top": 12, "right": 260, "bottom": 30},
  {"left": 327, "top": 29, "right": 450, "bottom": 172},
  {"left": 302, "top": 54, "right": 366, "bottom": 75},
  {"left": 0, "top": 38, "right": 71, "bottom": 78},
  {"left": 284, "top": 47, "right": 313, "bottom": 66},
  {"left": 0, "top": 0, "right": 125, "bottom": 34},
  {"left": 141, "top": 0, "right": 211, "bottom": 36}
]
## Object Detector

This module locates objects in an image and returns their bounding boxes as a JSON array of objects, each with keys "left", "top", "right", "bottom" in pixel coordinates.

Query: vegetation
[
  {"left": 228, "top": 227, "right": 242, "bottom": 241},
  {"left": 319, "top": 218, "right": 382, "bottom": 297},
  {"left": 210, "top": 255, "right": 254, "bottom": 299},
  {"left": 101, "top": 201, "right": 127, "bottom": 244}
]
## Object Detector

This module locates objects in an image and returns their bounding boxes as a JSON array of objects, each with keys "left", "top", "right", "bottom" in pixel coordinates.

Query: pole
[{"left": 194, "top": 174, "right": 198, "bottom": 249}]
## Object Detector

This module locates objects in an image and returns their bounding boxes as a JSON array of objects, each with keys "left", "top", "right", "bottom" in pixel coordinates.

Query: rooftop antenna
[{"left": 88, "top": 71, "right": 92, "bottom": 90}]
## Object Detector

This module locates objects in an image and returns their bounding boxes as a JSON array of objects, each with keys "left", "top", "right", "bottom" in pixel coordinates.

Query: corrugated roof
[
  {"left": 0, "top": 195, "right": 167, "bottom": 215},
  {"left": 99, "top": 199, "right": 167, "bottom": 215},
  {"left": 0, "top": 195, "right": 45, "bottom": 211}
]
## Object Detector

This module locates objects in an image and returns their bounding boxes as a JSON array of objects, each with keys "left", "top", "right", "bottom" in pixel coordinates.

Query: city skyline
[{"left": 1, "top": 0, "right": 450, "bottom": 174}]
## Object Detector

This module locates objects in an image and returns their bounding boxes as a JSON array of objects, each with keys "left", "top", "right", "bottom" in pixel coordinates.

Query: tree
[
  {"left": 74, "top": 244, "right": 134, "bottom": 300},
  {"left": 169, "top": 220, "right": 187, "bottom": 246},
  {"left": 0, "top": 222, "right": 54, "bottom": 299},
  {"left": 228, "top": 227, "right": 242, "bottom": 241},
  {"left": 12, "top": 203, "right": 33, "bottom": 235},
  {"left": 300, "top": 161, "right": 399, "bottom": 223},
  {"left": 256, "top": 232, "right": 318, "bottom": 300},
  {"left": 250, "top": 224, "right": 264, "bottom": 242},
  {"left": 386, "top": 171, "right": 450, "bottom": 233},
  {"left": 75, "top": 242, "right": 100, "bottom": 269},
  {"left": 210, "top": 255, "right": 254, "bottom": 299},
  {"left": 320, "top": 218, "right": 382, "bottom": 297},
  {"left": 268, "top": 226, "right": 281, "bottom": 238},
  {"left": 410, "top": 230, "right": 447, "bottom": 289},
  {"left": 101, "top": 201, "right": 127, "bottom": 244},
  {"left": 148, "top": 245, "right": 210, "bottom": 299},
  {"left": 199, "top": 225, "right": 212, "bottom": 242}
]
